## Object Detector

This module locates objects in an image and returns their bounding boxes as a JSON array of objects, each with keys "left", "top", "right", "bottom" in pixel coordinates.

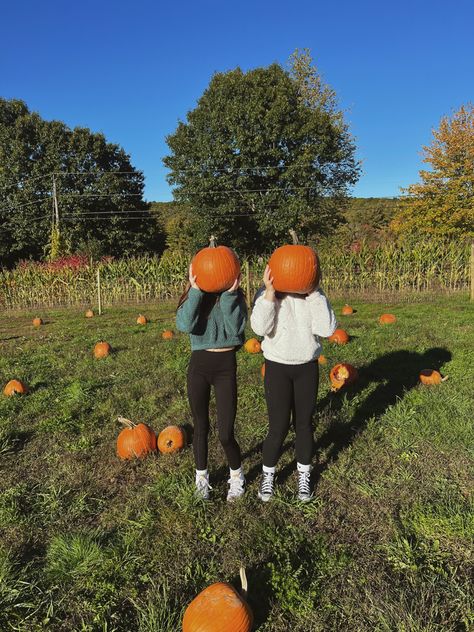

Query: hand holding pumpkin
[
  {"left": 263, "top": 265, "right": 275, "bottom": 301},
  {"left": 227, "top": 274, "right": 242, "bottom": 293},
  {"left": 188, "top": 263, "right": 200, "bottom": 290}
]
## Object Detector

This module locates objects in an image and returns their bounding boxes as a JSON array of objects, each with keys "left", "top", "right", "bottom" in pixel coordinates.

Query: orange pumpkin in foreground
[
  {"left": 93, "top": 341, "right": 111, "bottom": 359},
  {"left": 116, "top": 417, "right": 157, "bottom": 460},
  {"left": 268, "top": 230, "right": 318, "bottom": 294},
  {"left": 379, "top": 313, "right": 396, "bottom": 325},
  {"left": 330, "top": 363, "right": 358, "bottom": 391},
  {"left": 85, "top": 309, "right": 94, "bottom": 318},
  {"left": 419, "top": 369, "right": 447, "bottom": 385},
  {"left": 341, "top": 305, "right": 354, "bottom": 315},
  {"left": 137, "top": 314, "right": 148, "bottom": 325},
  {"left": 32, "top": 317, "right": 43, "bottom": 327},
  {"left": 162, "top": 329, "right": 174, "bottom": 340},
  {"left": 3, "top": 379, "right": 28, "bottom": 397},
  {"left": 244, "top": 338, "right": 261, "bottom": 354},
  {"left": 191, "top": 236, "right": 240, "bottom": 293},
  {"left": 157, "top": 425, "right": 186, "bottom": 454},
  {"left": 183, "top": 568, "right": 253, "bottom": 632},
  {"left": 328, "top": 328, "right": 350, "bottom": 345}
]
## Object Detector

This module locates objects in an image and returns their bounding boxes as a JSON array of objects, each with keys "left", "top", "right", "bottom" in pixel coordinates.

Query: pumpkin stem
[
  {"left": 117, "top": 416, "right": 136, "bottom": 428},
  {"left": 239, "top": 566, "right": 248, "bottom": 599},
  {"left": 289, "top": 229, "right": 299, "bottom": 245},
  {"left": 209, "top": 235, "right": 217, "bottom": 248},
  {"left": 441, "top": 375, "right": 449, "bottom": 382}
]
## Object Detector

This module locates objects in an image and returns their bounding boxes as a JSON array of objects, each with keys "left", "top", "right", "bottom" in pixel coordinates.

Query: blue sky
[{"left": 1, "top": 0, "right": 473, "bottom": 201}]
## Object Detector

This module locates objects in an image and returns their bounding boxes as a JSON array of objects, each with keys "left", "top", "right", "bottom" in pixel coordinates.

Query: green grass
[{"left": 0, "top": 297, "right": 473, "bottom": 631}]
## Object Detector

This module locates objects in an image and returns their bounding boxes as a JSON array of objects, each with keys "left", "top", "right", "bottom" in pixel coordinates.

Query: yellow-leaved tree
[{"left": 391, "top": 103, "right": 474, "bottom": 239}]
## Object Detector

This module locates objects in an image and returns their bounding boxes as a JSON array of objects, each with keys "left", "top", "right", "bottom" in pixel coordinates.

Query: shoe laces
[
  {"left": 261, "top": 471, "right": 274, "bottom": 495},
  {"left": 298, "top": 470, "right": 311, "bottom": 495},
  {"left": 196, "top": 475, "right": 212, "bottom": 492},
  {"left": 228, "top": 474, "right": 245, "bottom": 496}
]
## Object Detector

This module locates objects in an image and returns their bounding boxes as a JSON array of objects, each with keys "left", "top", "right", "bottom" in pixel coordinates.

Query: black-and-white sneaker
[
  {"left": 258, "top": 470, "right": 275, "bottom": 502},
  {"left": 297, "top": 468, "right": 313, "bottom": 502}
]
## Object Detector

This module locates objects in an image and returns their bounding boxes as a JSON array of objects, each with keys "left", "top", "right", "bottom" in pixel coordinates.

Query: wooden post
[
  {"left": 244, "top": 260, "right": 251, "bottom": 306},
  {"left": 471, "top": 241, "right": 474, "bottom": 301},
  {"left": 97, "top": 267, "right": 102, "bottom": 315}
]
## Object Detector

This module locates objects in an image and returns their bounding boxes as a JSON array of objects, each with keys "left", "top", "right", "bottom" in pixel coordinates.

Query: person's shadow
[{"left": 278, "top": 347, "right": 452, "bottom": 487}]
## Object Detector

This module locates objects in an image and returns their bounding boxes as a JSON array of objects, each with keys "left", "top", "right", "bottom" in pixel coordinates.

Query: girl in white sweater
[{"left": 250, "top": 265, "right": 337, "bottom": 502}]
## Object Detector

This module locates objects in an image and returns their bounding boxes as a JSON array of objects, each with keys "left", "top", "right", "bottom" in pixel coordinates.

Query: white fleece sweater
[{"left": 250, "top": 288, "right": 337, "bottom": 365}]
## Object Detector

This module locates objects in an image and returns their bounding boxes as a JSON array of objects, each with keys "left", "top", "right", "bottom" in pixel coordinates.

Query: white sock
[
  {"left": 196, "top": 469, "right": 208, "bottom": 479},
  {"left": 263, "top": 465, "right": 276, "bottom": 474},
  {"left": 297, "top": 462, "right": 312, "bottom": 473},
  {"left": 230, "top": 466, "right": 243, "bottom": 477}
]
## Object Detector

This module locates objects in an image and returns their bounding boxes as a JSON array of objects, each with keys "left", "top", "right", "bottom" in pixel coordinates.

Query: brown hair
[{"left": 177, "top": 283, "right": 246, "bottom": 319}]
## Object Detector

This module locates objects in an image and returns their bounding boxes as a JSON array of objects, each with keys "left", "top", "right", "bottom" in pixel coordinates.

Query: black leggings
[
  {"left": 263, "top": 359, "right": 319, "bottom": 467},
  {"left": 187, "top": 349, "right": 242, "bottom": 470}
]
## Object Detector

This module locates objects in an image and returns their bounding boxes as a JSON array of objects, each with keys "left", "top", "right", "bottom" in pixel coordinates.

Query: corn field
[{"left": 0, "top": 242, "right": 470, "bottom": 310}]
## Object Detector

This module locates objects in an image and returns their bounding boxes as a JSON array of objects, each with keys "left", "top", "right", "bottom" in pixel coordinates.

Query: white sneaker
[
  {"left": 227, "top": 472, "right": 246, "bottom": 502},
  {"left": 195, "top": 474, "right": 212, "bottom": 500},
  {"left": 297, "top": 467, "right": 313, "bottom": 502},
  {"left": 258, "top": 470, "right": 275, "bottom": 502}
]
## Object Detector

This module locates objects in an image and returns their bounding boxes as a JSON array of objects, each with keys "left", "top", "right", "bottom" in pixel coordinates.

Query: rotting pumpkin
[
  {"left": 157, "top": 425, "right": 186, "bottom": 454},
  {"left": 330, "top": 363, "right": 358, "bottom": 391}
]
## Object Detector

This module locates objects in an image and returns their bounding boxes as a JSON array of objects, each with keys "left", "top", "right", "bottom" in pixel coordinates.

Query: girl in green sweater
[{"left": 176, "top": 264, "right": 247, "bottom": 501}]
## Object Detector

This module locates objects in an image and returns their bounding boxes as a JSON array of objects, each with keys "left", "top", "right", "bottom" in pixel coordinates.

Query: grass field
[{"left": 0, "top": 297, "right": 473, "bottom": 631}]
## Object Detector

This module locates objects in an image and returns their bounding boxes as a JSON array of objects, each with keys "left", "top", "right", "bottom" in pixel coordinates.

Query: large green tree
[
  {"left": 163, "top": 55, "right": 360, "bottom": 255},
  {"left": 0, "top": 98, "right": 163, "bottom": 265}
]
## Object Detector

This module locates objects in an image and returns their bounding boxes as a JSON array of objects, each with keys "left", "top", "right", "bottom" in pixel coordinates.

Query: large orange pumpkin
[
  {"left": 85, "top": 309, "right": 94, "bottom": 318},
  {"left": 191, "top": 236, "right": 240, "bottom": 293},
  {"left": 341, "top": 305, "right": 354, "bottom": 315},
  {"left": 32, "top": 317, "right": 43, "bottom": 327},
  {"left": 328, "top": 328, "right": 350, "bottom": 345},
  {"left": 419, "top": 369, "right": 447, "bottom": 385},
  {"left": 268, "top": 230, "right": 318, "bottom": 294},
  {"left": 379, "top": 313, "right": 396, "bottom": 325},
  {"left": 116, "top": 417, "right": 157, "bottom": 460},
  {"left": 157, "top": 425, "right": 186, "bottom": 453},
  {"left": 162, "top": 329, "right": 174, "bottom": 340},
  {"left": 244, "top": 338, "right": 261, "bottom": 354},
  {"left": 3, "top": 379, "right": 28, "bottom": 396},
  {"left": 183, "top": 568, "right": 253, "bottom": 632},
  {"left": 93, "top": 341, "right": 111, "bottom": 358},
  {"left": 137, "top": 314, "right": 148, "bottom": 325},
  {"left": 330, "top": 363, "right": 358, "bottom": 391}
]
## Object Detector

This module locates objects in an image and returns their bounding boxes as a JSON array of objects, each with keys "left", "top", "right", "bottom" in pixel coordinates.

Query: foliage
[
  {"left": 334, "top": 197, "right": 400, "bottom": 246},
  {"left": 163, "top": 55, "right": 360, "bottom": 255},
  {"left": 391, "top": 103, "right": 474, "bottom": 239},
  {"left": 150, "top": 202, "right": 197, "bottom": 253},
  {"left": 0, "top": 98, "right": 164, "bottom": 266}
]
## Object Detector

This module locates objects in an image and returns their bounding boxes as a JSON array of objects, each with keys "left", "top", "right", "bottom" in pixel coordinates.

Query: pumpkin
[
  {"left": 330, "top": 363, "right": 358, "bottom": 391},
  {"left": 328, "top": 328, "right": 350, "bottom": 345},
  {"left": 162, "top": 329, "right": 174, "bottom": 340},
  {"left": 183, "top": 567, "right": 253, "bottom": 632},
  {"left": 85, "top": 309, "right": 94, "bottom": 318},
  {"left": 93, "top": 341, "right": 111, "bottom": 358},
  {"left": 419, "top": 369, "right": 447, "bottom": 385},
  {"left": 137, "top": 314, "right": 147, "bottom": 325},
  {"left": 191, "top": 236, "right": 240, "bottom": 293},
  {"left": 341, "top": 305, "right": 354, "bottom": 315},
  {"left": 32, "top": 317, "right": 43, "bottom": 327},
  {"left": 157, "top": 425, "right": 186, "bottom": 454},
  {"left": 244, "top": 338, "right": 261, "bottom": 354},
  {"left": 3, "top": 379, "right": 28, "bottom": 397},
  {"left": 267, "top": 229, "right": 318, "bottom": 294},
  {"left": 318, "top": 354, "right": 327, "bottom": 365},
  {"left": 261, "top": 362, "right": 265, "bottom": 378},
  {"left": 379, "top": 313, "right": 396, "bottom": 325},
  {"left": 116, "top": 416, "right": 157, "bottom": 460}
]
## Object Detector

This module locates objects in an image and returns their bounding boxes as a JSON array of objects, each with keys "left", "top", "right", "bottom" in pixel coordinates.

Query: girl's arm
[
  {"left": 219, "top": 290, "right": 248, "bottom": 336},
  {"left": 250, "top": 265, "right": 277, "bottom": 336},
  {"left": 305, "top": 288, "right": 337, "bottom": 337},
  {"left": 176, "top": 287, "right": 204, "bottom": 333}
]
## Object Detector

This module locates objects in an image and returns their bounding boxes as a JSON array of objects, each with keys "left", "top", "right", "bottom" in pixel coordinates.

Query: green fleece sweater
[{"left": 176, "top": 288, "right": 247, "bottom": 350}]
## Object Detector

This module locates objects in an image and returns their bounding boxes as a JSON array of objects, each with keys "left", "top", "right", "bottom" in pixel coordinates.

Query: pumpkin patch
[{"left": 341, "top": 304, "right": 354, "bottom": 315}]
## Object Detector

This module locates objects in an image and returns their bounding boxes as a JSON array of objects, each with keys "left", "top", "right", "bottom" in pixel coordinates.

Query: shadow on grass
[{"left": 277, "top": 347, "right": 452, "bottom": 488}]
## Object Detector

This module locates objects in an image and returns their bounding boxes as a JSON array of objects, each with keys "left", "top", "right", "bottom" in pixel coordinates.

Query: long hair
[{"left": 177, "top": 283, "right": 246, "bottom": 319}]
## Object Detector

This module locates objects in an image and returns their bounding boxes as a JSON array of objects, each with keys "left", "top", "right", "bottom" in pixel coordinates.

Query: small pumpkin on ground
[
  {"left": 93, "top": 341, "right": 111, "bottom": 359},
  {"left": 419, "top": 369, "right": 448, "bottom": 385},
  {"left": 157, "top": 425, "right": 186, "bottom": 454},
  {"left": 32, "top": 317, "right": 43, "bottom": 327},
  {"left": 244, "top": 338, "right": 261, "bottom": 353},
  {"left": 341, "top": 305, "right": 354, "bottom": 315},
  {"left": 3, "top": 379, "right": 28, "bottom": 397},
  {"left": 137, "top": 314, "right": 147, "bottom": 325},
  {"left": 162, "top": 329, "right": 174, "bottom": 340},
  {"left": 328, "top": 328, "right": 350, "bottom": 345},
  {"left": 85, "top": 309, "right": 94, "bottom": 318},
  {"left": 268, "top": 229, "right": 318, "bottom": 294},
  {"left": 116, "top": 416, "right": 157, "bottom": 460},
  {"left": 182, "top": 567, "right": 253, "bottom": 632},
  {"left": 318, "top": 354, "right": 327, "bottom": 365},
  {"left": 379, "top": 313, "right": 396, "bottom": 325},
  {"left": 191, "top": 235, "right": 241, "bottom": 293},
  {"left": 330, "top": 363, "right": 358, "bottom": 391}
]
